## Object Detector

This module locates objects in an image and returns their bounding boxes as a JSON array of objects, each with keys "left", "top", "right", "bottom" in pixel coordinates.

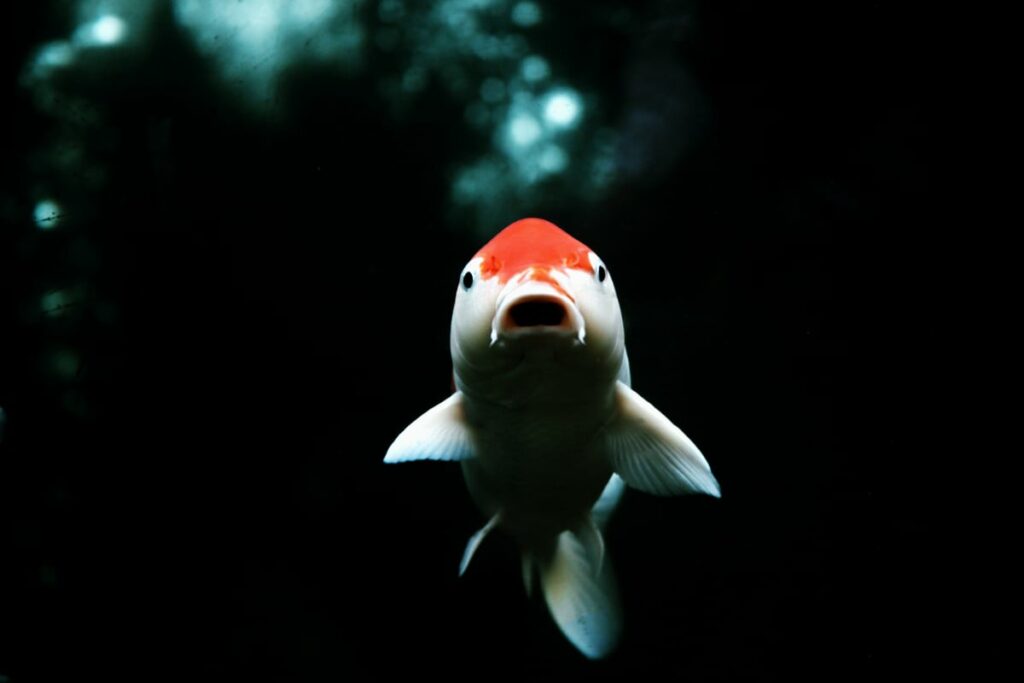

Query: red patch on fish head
[{"left": 474, "top": 218, "right": 595, "bottom": 284}]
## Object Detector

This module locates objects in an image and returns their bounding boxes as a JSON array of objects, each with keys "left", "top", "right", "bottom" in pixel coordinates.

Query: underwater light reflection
[
  {"left": 543, "top": 89, "right": 581, "bottom": 128},
  {"left": 91, "top": 15, "right": 127, "bottom": 44},
  {"left": 172, "top": 0, "right": 364, "bottom": 105},
  {"left": 521, "top": 55, "right": 550, "bottom": 82},
  {"left": 74, "top": 14, "right": 127, "bottom": 47},
  {"left": 34, "top": 200, "right": 62, "bottom": 230},
  {"left": 508, "top": 114, "right": 543, "bottom": 147},
  {"left": 510, "top": 2, "right": 542, "bottom": 28}
]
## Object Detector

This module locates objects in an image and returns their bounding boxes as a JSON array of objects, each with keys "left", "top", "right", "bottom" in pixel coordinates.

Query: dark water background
[{"left": 0, "top": 1, "right": 993, "bottom": 681}]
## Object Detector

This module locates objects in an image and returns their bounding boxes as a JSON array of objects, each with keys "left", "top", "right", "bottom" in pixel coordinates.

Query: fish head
[{"left": 451, "top": 218, "right": 625, "bottom": 379}]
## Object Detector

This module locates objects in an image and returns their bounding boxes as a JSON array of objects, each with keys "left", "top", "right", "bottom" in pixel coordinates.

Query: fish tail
[{"left": 537, "top": 524, "right": 622, "bottom": 659}]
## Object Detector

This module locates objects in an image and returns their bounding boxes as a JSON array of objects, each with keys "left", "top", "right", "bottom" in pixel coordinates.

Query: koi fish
[{"left": 385, "top": 218, "right": 720, "bottom": 658}]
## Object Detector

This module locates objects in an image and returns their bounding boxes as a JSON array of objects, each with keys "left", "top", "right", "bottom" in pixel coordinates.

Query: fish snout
[{"left": 492, "top": 280, "right": 585, "bottom": 345}]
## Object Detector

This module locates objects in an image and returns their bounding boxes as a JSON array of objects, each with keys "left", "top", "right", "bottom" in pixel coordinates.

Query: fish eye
[
  {"left": 598, "top": 265, "right": 607, "bottom": 283},
  {"left": 463, "top": 271, "right": 474, "bottom": 290}
]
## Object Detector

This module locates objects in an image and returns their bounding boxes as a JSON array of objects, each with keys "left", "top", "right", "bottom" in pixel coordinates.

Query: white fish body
[{"left": 385, "top": 218, "right": 720, "bottom": 658}]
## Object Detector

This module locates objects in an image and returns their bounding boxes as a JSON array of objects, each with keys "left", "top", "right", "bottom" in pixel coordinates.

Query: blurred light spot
[
  {"left": 589, "top": 131, "right": 619, "bottom": 190},
  {"left": 173, "top": 0, "right": 365, "bottom": 108},
  {"left": 509, "top": 88, "right": 532, "bottom": 106},
  {"left": 378, "top": 0, "right": 405, "bottom": 22},
  {"left": 520, "top": 55, "right": 549, "bottom": 82},
  {"left": 0, "top": 405, "right": 6, "bottom": 442},
  {"left": 538, "top": 145, "right": 568, "bottom": 173},
  {"left": 402, "top": 66, "right": 428, "bottom": 92},
  {"left": 34, "top": 199, "right": 61, "bottom": 229},
  {"left": 94, "top": 15, "right": 126, "bottom": 43},
  {"left": 437, "top": 0, "right": 495, "bottom": 32},
  {"left": 480, "top": 78, "right": 505, "bottom": 103},
  {"left": 440, "top": 5, "right": 475, "bottom": 32},
  {"left": 510, "top": 1, "right": 542, "bottom": 27},
  {"left": 41, "top": 290, "right": 72, "bottom": 318},
  {"left": 35, "top": 41, "right": 76, "bottom": 69},
  {"left": 453, "top": 159, "right": 503, "bottom": 204},
  {"left": 291, "top": 0, "right": 334, "bottom": 22},
  {"left": 472, "top": 35, "right": 503, "bottom": 59},
  {"left": 508, "top": 114, "right": 542, "bottom": 147},
  {"left": 232, "top": 3, "right": 279, "bottom": 46},
  {"left": 543, "top": 89, "right": 581, "bottom": 128},
  {"left": 501, "top": 35, "right": 527, "bottom": 58},
  {"left": 76, "top": 14, "right": 127, "bottom": 46}
]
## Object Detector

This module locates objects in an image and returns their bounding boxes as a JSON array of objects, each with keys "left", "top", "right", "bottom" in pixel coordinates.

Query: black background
[{"left": 1, "top": 2, "right": 992, "bottom": 681}]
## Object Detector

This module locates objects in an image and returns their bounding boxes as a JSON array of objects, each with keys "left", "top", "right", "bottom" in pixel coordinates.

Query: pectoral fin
[
  {"left": 384, "top": 392, "right": 475, "bottom": 463},
  {"left": 605, "top": 381, "right": 721, "bottom": 497},
  {"left": 591, "top": 474, "right": 625, "bottom": 530},
  {"left": 459, "top": 513, "right": 500, "bottom": 576}
]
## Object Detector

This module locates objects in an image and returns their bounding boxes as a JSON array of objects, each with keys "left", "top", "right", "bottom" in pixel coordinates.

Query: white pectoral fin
[
  {"left": 606, "top": 381, "right": 721, "bottom": 497},
  {"left": 459, "top": 513, "right": 500, "bottom": 576},
  {"left": 539, "top": 527, "right": 621, "bottom": 659},
  {"left": 591, "top": 474, "right": 626, "bottom": 531},
  {"left": 384, "top": 392, "right": 475, "bottom": 463}
]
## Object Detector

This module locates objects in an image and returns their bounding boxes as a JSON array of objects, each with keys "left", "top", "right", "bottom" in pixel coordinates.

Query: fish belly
[{"left": 460, "top": 398, "right": 613, "bottom": 546}]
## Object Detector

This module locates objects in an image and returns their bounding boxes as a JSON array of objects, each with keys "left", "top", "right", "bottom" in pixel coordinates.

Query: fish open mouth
[
  {"left": 507, "top": 300, "right": 568, "bottom": 328},
  {"left": 491, "top": 279, "right": 586, "bottom": 346}
]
